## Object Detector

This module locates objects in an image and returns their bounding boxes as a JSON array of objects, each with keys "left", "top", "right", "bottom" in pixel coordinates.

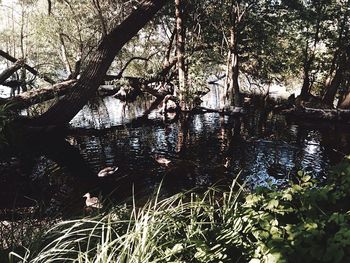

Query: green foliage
[
  {"left": 11, "top": 161, "right": 350, "bottom": 263},
  {"left": 10, "top": 179, "right": 245, "bottom": 263},
  {"left": 238, "top": 168, "right": 350, "bottom": 263}
]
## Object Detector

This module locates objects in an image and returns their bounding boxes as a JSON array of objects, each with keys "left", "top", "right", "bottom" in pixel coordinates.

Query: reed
[{"left": 10, "top": 178, "right": 246, "bottom": 263}]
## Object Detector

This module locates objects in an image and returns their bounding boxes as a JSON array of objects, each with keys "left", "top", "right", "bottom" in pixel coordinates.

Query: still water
[{"left": 0, "top": 86, "right": 350, "bottom": 213}]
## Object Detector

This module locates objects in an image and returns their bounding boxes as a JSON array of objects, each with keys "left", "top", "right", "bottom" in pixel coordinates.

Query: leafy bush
[
  {"left": 10, "top": 160, "right": 350, "bottom": 263},
  {"left": 239, "top": 167, "right": 350, "bottom": 263}
]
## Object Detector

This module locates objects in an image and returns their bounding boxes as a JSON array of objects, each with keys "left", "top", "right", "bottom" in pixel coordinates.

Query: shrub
[{"left": 10, "top": 160, "right": 350, "bottom": 263}]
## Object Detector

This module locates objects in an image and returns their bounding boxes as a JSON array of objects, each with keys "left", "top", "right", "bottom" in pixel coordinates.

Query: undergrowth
[{"left": 9, "top": 160, "right": 350, "bottom": 263}]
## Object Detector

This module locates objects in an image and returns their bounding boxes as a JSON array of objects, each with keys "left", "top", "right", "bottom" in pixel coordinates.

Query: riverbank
[{"left": 7, "top": 159, "right": 350, "bottom": 263}]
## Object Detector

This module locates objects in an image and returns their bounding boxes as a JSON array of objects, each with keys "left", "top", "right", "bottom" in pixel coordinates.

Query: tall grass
[
  {"left": 10, "top": 178, "right": 247, "bottom": 263},
  {"left": 10, "top": 162, "right": 350, "bottom": 262}
]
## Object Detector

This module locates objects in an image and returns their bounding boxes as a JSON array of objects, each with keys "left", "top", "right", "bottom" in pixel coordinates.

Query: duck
[
  {"left": 97, "top": 166, "right": 118, "bottom": 177},
  {"left": 224, "top": 158, "right": 230, "bottom": 168},
  {"left": 154, "top": 156, "right": 171, "bottom": 167},
  {"left": 83, "top": 193, "right": 103, "bottom": 208}
]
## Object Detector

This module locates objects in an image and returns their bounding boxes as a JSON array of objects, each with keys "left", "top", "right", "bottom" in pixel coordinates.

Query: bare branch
[{"left": 0, "top": 50, "right": 55, "bottom": 84}]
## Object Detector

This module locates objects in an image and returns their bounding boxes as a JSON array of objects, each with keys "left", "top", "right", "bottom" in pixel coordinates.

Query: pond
[{"left": 0, "top": 86, "right": 350, "bottom": 216}]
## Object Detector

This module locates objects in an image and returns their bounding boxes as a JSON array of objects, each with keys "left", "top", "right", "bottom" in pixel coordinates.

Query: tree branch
[
  {"left": 0, "top": 50, "right": 55, "bottom": 84},
  {"left": 0, "top": 59, "right": 24, "bottom": 84}
]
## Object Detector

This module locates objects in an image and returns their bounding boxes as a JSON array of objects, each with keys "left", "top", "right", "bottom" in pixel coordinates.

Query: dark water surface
[{"left": 1, "top": 87, "right": 350, "bottom": 215}]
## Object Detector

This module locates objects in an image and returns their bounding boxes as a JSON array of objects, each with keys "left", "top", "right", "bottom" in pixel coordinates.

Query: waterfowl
[
  {"left": 83, "top": 193, "right": 103, "bottom": 208},
  {"left": 154, "top": 156, "right": 171, "bottom": 167},
  {"left": 98, "top": 166, "right": 118, "bottom": 177},
  {"left": 224, "top": 158, "right": 230, "bottom": 168}
]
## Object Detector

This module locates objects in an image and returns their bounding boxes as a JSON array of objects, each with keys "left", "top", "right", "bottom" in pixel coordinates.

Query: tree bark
[
  {"left": 0, "top": 59, "right": 24, "bottom": 84},
  {"left": 322, "top": 5, "right": 349, "bottom": 106},
  {"left": 1, "top": 80, "right": 77, "bottom": 111},
  {"left": 31, "top": 0, "right": 167, "bottom": 126},
  {"left": 338, "top": 76, "right": 350, "bottom": 109},
  {"left": 339, "top": 91, "right": 350, "bottom": 109},
  {"left": 322, "top": 46, "right": 350, "bottom": 106},
  {"left": 300, "top": 58, "right": 311, "bottom": 99},
  {"left": 175, "top": 0, "right": 187, "bottom": 109},
  {"left": 225, "top": 5, "right": 241, "bottom": 108}
]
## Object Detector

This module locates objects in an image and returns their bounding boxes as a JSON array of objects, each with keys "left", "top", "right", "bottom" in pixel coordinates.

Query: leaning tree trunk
[
  {"left": 32, "top": 0, "right": 167, "bottom": 126},
  {"left": 322, "top": 47, "right": 349, "bottom": 107},
  {"left": 322, "top": 65, "right": 344, "bottom": 106},
  {"left": 322, "top": 8, "right": 349, "bottom": 107}
]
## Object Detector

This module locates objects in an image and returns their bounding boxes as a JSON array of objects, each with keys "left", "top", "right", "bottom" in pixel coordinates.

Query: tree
[
  {"left": 322, "top": 0, "right": 350, "bottom": 106},
  {"left": 30, "top": 0, "right": 168, "bottom": 126},
  {"left": 174, "top": 0, "right": 187, "bottom": 109},
  {"left": 219, "top": 0, "right": 283, "bottom": 108}
]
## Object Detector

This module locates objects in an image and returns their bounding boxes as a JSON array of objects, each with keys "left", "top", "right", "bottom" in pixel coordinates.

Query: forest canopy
[{"left": 0, "top": 0, "right": 349, "bottom": 116}]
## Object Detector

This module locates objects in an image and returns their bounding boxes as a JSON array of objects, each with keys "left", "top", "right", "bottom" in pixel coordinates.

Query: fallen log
[
  {"left": 0, "top": 76, "right": 172, "bottom": 111},
  {"left": 282, "top": 106, "right": 350, "bottom": 123},
  {"left": 192, "top": 106, "right": 244, "bottom": 116},
  {"left": 1, "top": 80, "right": 77, "bottom": 111}
]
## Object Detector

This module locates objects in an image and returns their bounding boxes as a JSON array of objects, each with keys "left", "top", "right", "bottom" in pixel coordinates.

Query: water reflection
[
  {"left": 1, "top": 86, "right": 350, "bottom": 213},
  {"left": 70, "top": 96, "right": 157, "bottom": 129}
]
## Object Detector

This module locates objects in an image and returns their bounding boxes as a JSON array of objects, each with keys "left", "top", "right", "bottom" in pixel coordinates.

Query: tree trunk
[
  {"left": 300, "top": 60, "right": 311, "bottom": 99},
  {"left": 0, "top": 59, "right": 24, "bottom": 84},
  {"left": 339, "top": 90, "right": 350, "bottom": 109},
  {"left": 226, "top": 28, "right": 241, "bottom": 108},
  {"left": 2, "top": 57, "right": 176, "bottom": 110},
  {"left": 20, "top": 66, "right": 27, "bottom": 93},
  {"left": 32, "top": 0, "right": 167, "bottom": 126},
  {"left": 299, "top": 18, "right": 321, "bottom": 99},
  {"left": 1, "top": 80, "right": 77, "bottom": 111},
  {"left": 59, "top": 33, "right": 73, "bottom": 76},
  {"left": 322, "top": 46, "right": 350, "bottom": 106},
  {"left": 338, "top": 76, "right": 350, "bottom": 109},
  {"left": 175, "top": 0, "right": 187, "bottom": 109},
  {"left": 322, "top": 6, "right": 349, "bottom": 106},
  {"left": 322, "top": 64, "right": 344, "bottom": 106}
]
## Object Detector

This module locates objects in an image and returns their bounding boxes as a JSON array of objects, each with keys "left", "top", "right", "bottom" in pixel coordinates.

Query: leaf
[
  {"left": 267, "top": 199, "right": 279, "bottom": 210},
  {"left": 266, "top": 252, "right": 285, "bottom": 263},
  {"left": 282, "top": 193, "right": 293, "bottom": 201},
  {"left": 301, "top": 175, "right": 312, "bottom": 182}
]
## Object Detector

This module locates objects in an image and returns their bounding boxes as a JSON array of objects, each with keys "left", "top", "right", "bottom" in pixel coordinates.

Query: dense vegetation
[
  {"left": 0, "top": 0, "right": 350, "bottom": 110},
  {"left": 1, "top": 0, "right": 350, "bottom": 262},
  {"left": 8, "top": 160, "right": 350, "bottom": 263}
]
